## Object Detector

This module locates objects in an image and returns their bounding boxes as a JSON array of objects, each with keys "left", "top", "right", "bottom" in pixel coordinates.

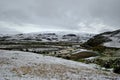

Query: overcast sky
[{"left": 0, "top": 0, "right": 120, "bottom": 34}]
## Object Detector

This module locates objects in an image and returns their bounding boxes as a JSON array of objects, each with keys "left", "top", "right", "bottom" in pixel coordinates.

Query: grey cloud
[
  {"left": 0, "top": 26, "right": 20, "bottom": 34},
  {"left": 0, "top": 0, "right": 120, "bottom": 34}
]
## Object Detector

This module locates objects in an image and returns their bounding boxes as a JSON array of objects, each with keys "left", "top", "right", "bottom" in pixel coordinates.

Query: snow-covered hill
[
  {"left": 84, "top": 29, "right": 120, "bottom": 48},
  {"left": 0, "top": 33, "right": 94, "bottom": 43},
  {"left": 103, "top": 30, "right": 120, "bottom": 48},
  {"left": 0, "top": 50, "right": 119, "bottom": 80}
]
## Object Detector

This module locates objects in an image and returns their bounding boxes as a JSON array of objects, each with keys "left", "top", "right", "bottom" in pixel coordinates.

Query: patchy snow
[
  {"left": 28, "top": 48, "right": 59, "bottom": 52},
  {"left": 72, "top": 49, "right": 95, "bottom": 54},
  {"left": 104, "top": 41, "right": 120, "bottom": 48},
  {"left": 0, "top": 33, "right": 94, "bottom": 43},
  {"left": 103, "top": 36, "right": 120, "bottom": 48},
  {"left": 0, "top": 50, "right": 119, "bottom": 80},
  {"left": 85, "top": 56, "right": 99, "bottom": 60},
  {"left": 102, "top": 30, "right": 120, "bottom": 48}
]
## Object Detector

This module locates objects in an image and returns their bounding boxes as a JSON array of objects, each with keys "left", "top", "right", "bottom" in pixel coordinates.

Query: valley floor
[{"left": 0, "top": 50, "right": 120, "bottom": 80}]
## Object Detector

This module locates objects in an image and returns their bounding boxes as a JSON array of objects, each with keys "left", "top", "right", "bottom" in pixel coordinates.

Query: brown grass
[
  {"left": 70, "top": 51, "right": 98, "bottom": 60},
  {"left": 11, "top": 63, "right": 118, "bottom": 80},
  {"left": 11, "top": 63, "right": 93, "bottom": 79},
  {"left": 0, "top": 58, "right": 10, "bottom": 66}
]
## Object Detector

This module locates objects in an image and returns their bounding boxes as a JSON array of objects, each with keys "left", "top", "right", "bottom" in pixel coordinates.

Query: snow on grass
[
  {"left": 104, "top": 41, "right": 120, "bottom": 48},
  {"left": 103, "top": 33, "right": 120, "bottom": 48},
  {"left": 72, "top": 49, "right": 88, "bottom": 54},
  {"left": 0, "top": 50, "right": 120, "bottom": 80}
]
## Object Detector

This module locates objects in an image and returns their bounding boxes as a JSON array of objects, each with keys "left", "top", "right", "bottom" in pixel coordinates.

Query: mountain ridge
[{"left": 0, "top": 32, "right": 94, "bottom": 43}]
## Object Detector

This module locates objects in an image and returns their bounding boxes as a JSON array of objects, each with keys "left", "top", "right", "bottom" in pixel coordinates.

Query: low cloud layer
[{"left": 0, "top": 0, "right": 120, "bottom": 34}]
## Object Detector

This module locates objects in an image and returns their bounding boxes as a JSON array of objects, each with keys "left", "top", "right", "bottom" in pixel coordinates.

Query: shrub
[{"left": 113, "top": 66, "right": 120, "bottom": 74}]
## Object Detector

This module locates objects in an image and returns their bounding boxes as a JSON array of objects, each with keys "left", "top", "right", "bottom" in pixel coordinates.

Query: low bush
[{"left": 113, "top": 66, "right": 120, "bottom": 74}]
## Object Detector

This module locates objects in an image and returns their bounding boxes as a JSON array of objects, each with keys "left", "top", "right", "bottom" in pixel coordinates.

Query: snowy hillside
[
  {"left": 103, "top": 30, "right": 120, "bottom": 48},
  {"left": 84, "top": 29, "right": 120, "bottom": 48},
  {"left": 0, "top": 50, "right": 119, "bottom": 80},
  {"left": 0, "top": 33, "right": 94, "bottom": 43}
]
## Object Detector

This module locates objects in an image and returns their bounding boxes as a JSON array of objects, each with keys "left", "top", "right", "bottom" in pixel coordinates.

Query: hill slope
[
  {"left": 0, "top": 50, "right": 119, "bottom": 80},
  {"left": 84, "top": 29, "right": 120, "bottom": 48}
]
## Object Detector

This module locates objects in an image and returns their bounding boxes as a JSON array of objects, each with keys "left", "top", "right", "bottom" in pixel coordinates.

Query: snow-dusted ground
[
  {"left": 72, "top": 49, "right": 91, "bottom": 54},
  {"left": 104, "top": 37, "right": 120, "bottom": 48},
  {"left": 102, "top": 30, "right": 120, "bottom": 48},
  {"left": 0, "top": 50, "right": 120, "bottom": 80},
  {"left": 27, "top": 48, "right": 59, "bottom": 52}
]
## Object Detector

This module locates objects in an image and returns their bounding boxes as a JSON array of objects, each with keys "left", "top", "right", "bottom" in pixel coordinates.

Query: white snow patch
[{"left": 104, "top": 37, "right": 120, "bottom": 48}]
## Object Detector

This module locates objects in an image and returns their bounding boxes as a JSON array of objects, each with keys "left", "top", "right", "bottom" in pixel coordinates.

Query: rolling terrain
[{"left": 0, "top": 50, "right": 119, "bottom": 80}]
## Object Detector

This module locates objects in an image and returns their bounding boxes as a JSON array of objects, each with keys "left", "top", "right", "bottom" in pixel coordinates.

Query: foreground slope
[{"left": 0, "top": 50, "right": 120, "bottom": 80}]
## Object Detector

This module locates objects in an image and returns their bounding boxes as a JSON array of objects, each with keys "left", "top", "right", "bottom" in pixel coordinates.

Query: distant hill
[{"left": 0, "top": 32, "right": 94, "bottom": 43}]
